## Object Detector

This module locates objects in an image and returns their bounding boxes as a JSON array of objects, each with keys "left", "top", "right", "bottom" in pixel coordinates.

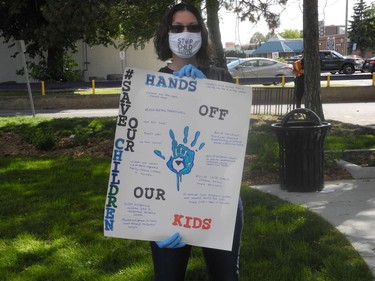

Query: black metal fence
[
  {"left": 251, "top": 87, "right": 295, "bottom": 116},
  {"left": 242, "top": 72, "right": 374, "bottom": 116}
]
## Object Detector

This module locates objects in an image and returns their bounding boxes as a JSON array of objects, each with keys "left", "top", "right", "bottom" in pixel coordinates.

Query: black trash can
[{"left": 271, "top": 108, "right": 331, "bottom": 192}]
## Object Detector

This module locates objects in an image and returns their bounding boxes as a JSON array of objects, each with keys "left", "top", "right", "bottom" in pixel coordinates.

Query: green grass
[
  {"left": 0, "top": 116, "right": 117, "bottom": 150},
  {"left": 247, "top": 115, "right": 375, "bottom": 151},
  {"left": 0, "top": 157, "right": 374, "bottom": 280},
  {"left": 245, "top": 115, "right": 375, "bottom": 172},
  {"left": 1, "top": 116, "right": 375, "bottom": 280}
]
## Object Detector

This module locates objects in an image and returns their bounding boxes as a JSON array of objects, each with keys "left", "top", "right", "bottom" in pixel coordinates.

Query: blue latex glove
[
  {"left": 155, "top": 232, "right": 186, "bottom": 249},
  {"left": 173, "top": 64, "right": 206, "bottom": 79}
]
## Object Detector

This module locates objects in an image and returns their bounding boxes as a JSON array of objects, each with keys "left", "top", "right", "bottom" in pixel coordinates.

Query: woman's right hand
[
  {"left": 173, "top": 64, "right": 206, "bottom": 79},
  {"left": 155, "top": 232, "right": 186, "bottom": 248}
]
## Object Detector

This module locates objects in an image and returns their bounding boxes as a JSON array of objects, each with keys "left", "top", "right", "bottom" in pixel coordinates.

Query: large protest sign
[{"left": 103, "top": 68, "right": 252, "bottom": 251}]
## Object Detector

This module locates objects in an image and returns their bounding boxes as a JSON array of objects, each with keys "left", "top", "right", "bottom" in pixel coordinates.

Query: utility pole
[
  {"left": 19, "top": 40, "right": 35, "bottom": 117},
  {"left": 344, "top": 0, "right": 349, "bottom": 55}
]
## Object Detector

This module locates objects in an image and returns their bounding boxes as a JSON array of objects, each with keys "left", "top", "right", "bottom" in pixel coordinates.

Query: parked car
[
  {"left": 290, "top": 55, "right": 302, "bottom": 60},
  {"left": 227, "top": 58, "right": 294, "bottom": 80},
  {"left": 319, "top": 50, "right": 361, "bottom": 74},
  {"left": 285, "top": 54, "right": 302, "bottom": 64},
  {"left": 225, "top": 57, "right": 241, "bottom": 64},
  {"left": 362, "top": 57, "right": 375, "bottom": 73},
  {"left": 346, "top": 55, "right": 365, "bottom": 71}
]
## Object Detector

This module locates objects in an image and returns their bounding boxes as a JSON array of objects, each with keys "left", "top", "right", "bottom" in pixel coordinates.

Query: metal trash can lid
[
  {"left": 281, "top": 108, "right": 321, "bottom": 127},
  {"left": 271, "top": 108, "right": 331, "bottom": 130}
]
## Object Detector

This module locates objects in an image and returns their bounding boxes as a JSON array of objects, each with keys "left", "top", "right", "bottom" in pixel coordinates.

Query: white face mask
[{"left": 168, "top": 32, "right": 202, "bottom": 59}]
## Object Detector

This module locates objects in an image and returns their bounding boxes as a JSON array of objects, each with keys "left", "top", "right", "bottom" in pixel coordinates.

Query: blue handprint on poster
[{"left": 154, "top": 126, "right": 205, "bottom": 191}]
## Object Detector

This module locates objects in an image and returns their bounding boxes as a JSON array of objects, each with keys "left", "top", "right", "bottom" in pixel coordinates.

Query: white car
[
  {"left": 227, "top": 57, "right": 294, "bottom": 79},
  {"left": 225, "top": 57, "right": 241, "bottom": 64}
]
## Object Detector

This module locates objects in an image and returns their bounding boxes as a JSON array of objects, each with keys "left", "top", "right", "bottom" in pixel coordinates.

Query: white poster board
[{"left": 103, "top": 67, "right": 252, "bottom": 251}]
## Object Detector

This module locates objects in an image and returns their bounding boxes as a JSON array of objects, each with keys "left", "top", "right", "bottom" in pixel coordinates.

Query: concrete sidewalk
[
  {"left": 252, "top": 179, "right": 375, "bottom": 277},
  {"left": 323, "top": 103, "right": 375, "bottom": 130},
  {"left": 249, "top": 102, "right": 375, "bottom": 276},
  {"left": 1, "top": 103, "right": 374, "bottom": 130}
]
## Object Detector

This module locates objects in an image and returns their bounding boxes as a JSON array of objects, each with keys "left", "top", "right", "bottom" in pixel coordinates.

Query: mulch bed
[{"left": 2, "top": 132, "right": 372, "bottom": 186}]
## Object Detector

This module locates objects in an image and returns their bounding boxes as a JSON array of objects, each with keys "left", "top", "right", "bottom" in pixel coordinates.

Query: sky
[{"left": 219, "top": 0, "right": 374, "bottom": 45}]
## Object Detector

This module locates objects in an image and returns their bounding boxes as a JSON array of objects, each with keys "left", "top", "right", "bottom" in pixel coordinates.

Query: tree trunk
[
  {"left": 206, "top": 0, "right": 226, "bottom": 68},
  {"left": 303, "top": 0, "right": 324, "bottom": 120},
  {"left": 47, "top": 46, "right": 65, "bottom": 81}
]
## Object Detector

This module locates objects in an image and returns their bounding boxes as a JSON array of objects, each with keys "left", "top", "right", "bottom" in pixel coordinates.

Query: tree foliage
[
  {"left": 224, "top": 0, "right": 287, "bottom": 32},
  {"left": 348, "top": 0, "right": 373, "bottom": 56},
  {"left": 0, "top": 0, "right": 127, "bottom": 80},
  {"left": 117, "top": 0, "right": 175, "bottom": 50},
  {"left": 366, "top": 3, "right": 375, "bottom": 52},
  {"left": 207, "top": 0, "right": 289, "bottom": 67},
  {"left": 279, "top": 29, "right": 302, "bottom": 39},
  {"left": 0, "top": 0, "right": 293, "bottom": 78},
  {"left": 250, "top": 32, "right": 266, "bottom": 45}
]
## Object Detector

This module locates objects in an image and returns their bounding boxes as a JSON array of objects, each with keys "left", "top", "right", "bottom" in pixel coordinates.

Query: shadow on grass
[
  {"left": 0, "top": 157, "right": 154, "bottom": 279},
  {"left": 0, "top": 156, "right": 374, "bottom": 280}
]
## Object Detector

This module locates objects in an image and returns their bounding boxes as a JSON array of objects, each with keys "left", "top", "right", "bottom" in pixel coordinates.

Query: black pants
[
  {"left": 150, "top": 199, "right": 244, "bottom": 281},
  {"left": 294, "top": 75, "right": 304, "bottom": 108}
]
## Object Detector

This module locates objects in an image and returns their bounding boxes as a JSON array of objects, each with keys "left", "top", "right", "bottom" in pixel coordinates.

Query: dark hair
[{"left": 153, "top": 1, "right": 211, "bottom": 66}]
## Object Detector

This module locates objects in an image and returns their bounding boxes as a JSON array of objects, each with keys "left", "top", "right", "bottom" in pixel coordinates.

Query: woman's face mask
[{"left": 168, "top": 32, "right": 202, "bottom": 59}]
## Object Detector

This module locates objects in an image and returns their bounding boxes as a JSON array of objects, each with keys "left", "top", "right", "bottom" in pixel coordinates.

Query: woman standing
[{"left": 150, "top": 2, "right": 243, "bottom": 281}]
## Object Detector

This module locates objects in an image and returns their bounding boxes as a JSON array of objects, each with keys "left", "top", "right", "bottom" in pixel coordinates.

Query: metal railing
[
  {"left": 236, "top": 73, "right": 375, "bottom": 86},
  {"left": 237, "top": 73, "right": 375, "bottom": 116},
  {"left": 251, "top": 87, "right": 295, "bottom": 116}
]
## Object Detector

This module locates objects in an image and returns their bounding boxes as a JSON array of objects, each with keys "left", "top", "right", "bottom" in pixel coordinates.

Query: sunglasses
[{"left": 169, "top": 24, "right": 201, "bottom": 33}]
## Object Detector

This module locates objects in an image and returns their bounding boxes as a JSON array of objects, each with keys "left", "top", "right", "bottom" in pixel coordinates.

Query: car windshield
[
  {"left": 227, "top": 60, "right": 245, "bottom": 67},
  {"left": 331, "top": 50, "right": 344, "bottom": 58}
]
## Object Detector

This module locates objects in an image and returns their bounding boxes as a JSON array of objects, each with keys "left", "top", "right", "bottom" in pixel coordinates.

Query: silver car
[{"left": 227, "top": 57, "right": 294, "bottom": 78}]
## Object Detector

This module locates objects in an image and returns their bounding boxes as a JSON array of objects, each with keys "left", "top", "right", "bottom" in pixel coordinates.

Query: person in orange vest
[{"left": 293, "top": 52, "right": 304, "bottom": 108}]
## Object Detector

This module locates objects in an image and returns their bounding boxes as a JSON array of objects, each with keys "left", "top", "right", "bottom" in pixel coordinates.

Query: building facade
[
  {"left": 319, "top": 34, "right": 346, "bottom": 54},
  {"left": 248, "top": 24, "right": 373, "bottom": 59},
  {"left": 0, "top": 39, "right": 164, "bottom": 84}
]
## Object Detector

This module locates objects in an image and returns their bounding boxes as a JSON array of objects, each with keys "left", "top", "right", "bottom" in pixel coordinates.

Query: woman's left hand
[
  {"left": 155, "top": 232, "right": 186, "bottom": 248},
  {"left": 173, "top": 64, "right": 206, "bottom": 79}
]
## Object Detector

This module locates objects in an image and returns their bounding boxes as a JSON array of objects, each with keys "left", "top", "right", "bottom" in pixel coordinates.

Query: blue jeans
[{"left": 150, "top": 199, "right": 244, "bottom": 281}]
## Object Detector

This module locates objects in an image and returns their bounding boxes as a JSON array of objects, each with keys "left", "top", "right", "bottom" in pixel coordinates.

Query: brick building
[
  {"left": 319, "top": 33, "right": 347, "bottom": 54},
  {"left": 318, "top": 22, "right": 374, "bottom": 57}
]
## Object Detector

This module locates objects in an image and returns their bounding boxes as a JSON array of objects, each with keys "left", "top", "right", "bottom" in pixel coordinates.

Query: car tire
[{"left": 342, "top": 64, "right": 355, "bottom": 74}]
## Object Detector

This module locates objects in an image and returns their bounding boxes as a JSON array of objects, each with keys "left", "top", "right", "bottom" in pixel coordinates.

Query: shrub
[{"left": 31, "top": 128, "right": 56, "bottom": 150}]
